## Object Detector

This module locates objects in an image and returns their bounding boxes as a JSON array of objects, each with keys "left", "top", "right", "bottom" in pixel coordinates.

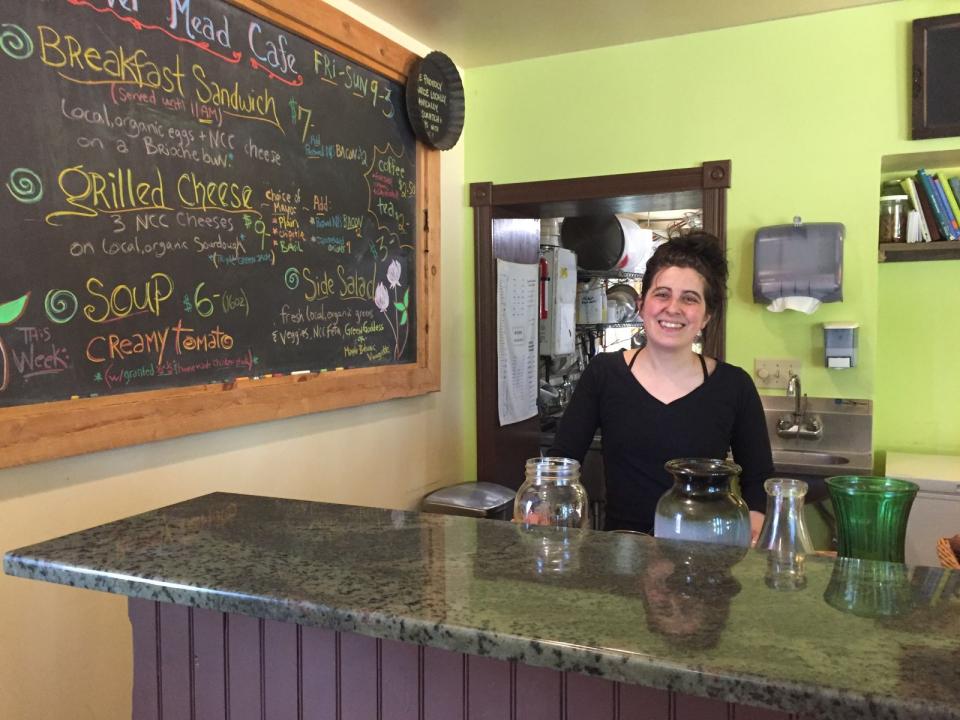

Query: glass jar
[
  {"left": 826, "top": 475, "right": 918, "bottom": 563},
  {"left": 879, "top": 183, "right": 909, "bottom": 243},
  {"left": 514, "top": 457, "right": 589, "bottom": 529},
  {"left": 757, "top": 478, "right": 815, "bottom": 591},
  {"left": 653, "top": 458, "right": 751, "bottom": 547},
  {"left": 516, "top": 523, "right": 584, "bottom": 574},
  {"left": 756, "top": 478, "right": 814, "bottom": 554}
]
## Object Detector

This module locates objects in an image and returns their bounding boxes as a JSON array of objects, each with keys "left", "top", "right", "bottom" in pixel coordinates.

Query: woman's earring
[{"left": 694, "top": 330, "right": 704, "bottom": 344}]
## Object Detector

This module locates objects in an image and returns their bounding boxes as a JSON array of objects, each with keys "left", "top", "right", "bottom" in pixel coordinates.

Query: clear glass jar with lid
[
  {"left": 514, "top": 457, "right": 589, "bottom": 528},
  {"left": 879, "top": 181, "right": 909, "bottom": 243}
]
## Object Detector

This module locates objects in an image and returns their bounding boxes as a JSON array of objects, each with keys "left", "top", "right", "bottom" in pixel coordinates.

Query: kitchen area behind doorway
[
  {"left": 470, "top": 162, "right": 732, "bottom": 519},
  {"left": 537, "top": 211, "right": 701, "bottom": 527}
]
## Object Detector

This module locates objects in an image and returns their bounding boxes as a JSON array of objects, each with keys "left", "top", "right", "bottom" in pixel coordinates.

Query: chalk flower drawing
[
  {"left": 386, "top": 259, "right": 402, "bottom": 288},
  {"left": 372, "top": 261, "right": 409, "bottom": 360},
  {"left": 374, "top": 282, "right": 390, "bottom": 312}
]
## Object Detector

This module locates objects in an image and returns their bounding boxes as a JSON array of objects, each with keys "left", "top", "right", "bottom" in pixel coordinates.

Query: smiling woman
[
  {"left": 640, "top": 265, "right": 709, "bottom": 351},
  {"left": 548, "top": 232, "right": 774, "bottom": 535}
]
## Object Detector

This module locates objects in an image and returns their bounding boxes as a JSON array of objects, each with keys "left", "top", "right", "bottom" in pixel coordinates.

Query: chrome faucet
[
  {"left": 777, "top": 372, "right": 823, "bottom": 439},
  {"left": 788, "top": 373, "right": 803, "bottom": 419}
]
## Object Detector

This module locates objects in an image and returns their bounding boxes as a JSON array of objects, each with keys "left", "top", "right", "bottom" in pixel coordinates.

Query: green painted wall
[
  {"left": 463, "top": 0, "right": 960, "bottom": 466},
  {"left": 876, "top": 258, "right": 960, "bottom": 458}
]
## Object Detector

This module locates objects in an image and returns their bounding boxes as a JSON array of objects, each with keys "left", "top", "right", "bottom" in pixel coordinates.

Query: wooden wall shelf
[
  {"left": 878, "top": 242, "right": 960, "bottom": 262},
  {"left": 880, "top": 148, "right": 960, "bottom": 175}
]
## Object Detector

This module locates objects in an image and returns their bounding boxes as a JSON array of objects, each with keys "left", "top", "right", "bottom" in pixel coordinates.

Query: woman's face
[{"left": 640, "top": 266, "right": 710, "bottom": 351}]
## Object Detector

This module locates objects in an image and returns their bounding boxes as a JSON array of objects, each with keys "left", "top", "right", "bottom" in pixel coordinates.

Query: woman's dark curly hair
[{"left": 640, "top": 231, "right": 728, "bottom": 317}]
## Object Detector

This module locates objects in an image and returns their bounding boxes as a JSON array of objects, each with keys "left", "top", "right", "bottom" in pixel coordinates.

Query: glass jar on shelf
[{"left": 879, "top": 181, "right": 909, "bottom": 244}]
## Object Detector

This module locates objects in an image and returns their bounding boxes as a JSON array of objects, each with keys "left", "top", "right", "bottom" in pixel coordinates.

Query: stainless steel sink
[
  {"left": 760, "top": 397, "right": 873, "bottom": 552},
  {"left": 772, "top": 449, "right": 850, "bottom": 466},
  {"left": 762, "top": 395, "right": 873, "bottom": 484}
]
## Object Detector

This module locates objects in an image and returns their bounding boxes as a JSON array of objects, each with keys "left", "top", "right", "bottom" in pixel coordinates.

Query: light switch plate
[{"left": 754, "top": 358, "right": 802, "bottom": 390}]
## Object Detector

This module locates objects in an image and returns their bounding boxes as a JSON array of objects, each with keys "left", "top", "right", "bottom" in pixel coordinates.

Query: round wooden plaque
[{"left": 405, "top": 51, "right": 464, "bottom": 151}]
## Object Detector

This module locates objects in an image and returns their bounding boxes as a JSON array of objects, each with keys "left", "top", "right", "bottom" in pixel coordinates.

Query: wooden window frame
[{"left": 0, "top": 0, "right": 440, "bottom": 469}]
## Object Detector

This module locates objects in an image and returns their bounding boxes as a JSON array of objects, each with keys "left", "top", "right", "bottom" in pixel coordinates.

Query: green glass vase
[
  {"left": 825, "top": 476, "right": 918, "bottom": 563},
  {"left": 823, "top": 556, "right": 915, "bottom": 617}
]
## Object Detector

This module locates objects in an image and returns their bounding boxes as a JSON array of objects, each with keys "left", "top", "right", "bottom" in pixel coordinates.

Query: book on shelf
[
  {"left": 911, "top": 173, "right": 944, "bottom": 240},
  {"left": 939, "top": 172, "right": 960, "bottom": 228},
  {"left": 900, "top": 177, "right": 932, "bottom": 242},
  {"left": 917, "top": 169, "right": 956, "bottom": 240},
  {"left": 906, "top": 209, "right": 921, "bottom": 243},
  {"left": 932, "top": 175, "right": 959, "bottom": 235},
  {"left": 950, "top": 177, "right": 960, "bottom": 207}
]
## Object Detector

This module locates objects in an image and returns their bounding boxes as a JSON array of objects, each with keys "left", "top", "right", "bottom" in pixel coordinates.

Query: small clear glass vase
[
  {"left": 757, "top": 478, "right": 815, "bottom": 590},
  {"left": 653, "top": 458, "right": 751, "bottom": 547},
  {"left": 757, "top": 478, "right": 815, "bottom": 554},
  {"left": 514, "top": 457, "right": 589, "bottom": 529}
]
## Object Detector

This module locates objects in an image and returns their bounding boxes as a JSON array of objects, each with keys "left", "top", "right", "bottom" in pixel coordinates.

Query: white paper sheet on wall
[{"left": 496, "top": 259, "right": 538, "bottom": 426}]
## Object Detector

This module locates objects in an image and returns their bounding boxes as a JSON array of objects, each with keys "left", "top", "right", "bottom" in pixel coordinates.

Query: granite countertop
[{"left": 5, "top": 492, "right": 959, "bottom": 720}]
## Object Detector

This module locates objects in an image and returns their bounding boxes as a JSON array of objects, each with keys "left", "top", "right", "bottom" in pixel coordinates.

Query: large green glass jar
[
  {"left": 825, "top": 475, "right": 918, "bottom": 563},
  {"left": 653, "top": 458, "right": 751, "bottom": 547}
]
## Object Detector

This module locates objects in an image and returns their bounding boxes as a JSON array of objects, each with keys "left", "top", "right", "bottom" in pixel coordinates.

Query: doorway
[{"left": 470, "top": 161, "right": 732, "bottom": 490}]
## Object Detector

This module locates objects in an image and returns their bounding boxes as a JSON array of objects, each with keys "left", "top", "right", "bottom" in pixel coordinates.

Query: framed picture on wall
[{"left": 912, "top": 13, "right": 960, "bottom": 139}]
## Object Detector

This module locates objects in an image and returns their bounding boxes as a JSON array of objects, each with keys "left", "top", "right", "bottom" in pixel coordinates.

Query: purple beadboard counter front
[{"left": 5, "top": 492, "right": 959, "bottom": 719}]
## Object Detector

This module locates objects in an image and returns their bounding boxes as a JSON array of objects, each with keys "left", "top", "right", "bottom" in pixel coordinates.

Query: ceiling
[{"left": 350, "top": 0, "right": 895, "bottom": 68}]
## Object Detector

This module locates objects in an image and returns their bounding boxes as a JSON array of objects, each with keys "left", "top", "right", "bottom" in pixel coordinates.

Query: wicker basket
[{"left": 936, "top": 538, "right": 960, "bottom": 570}]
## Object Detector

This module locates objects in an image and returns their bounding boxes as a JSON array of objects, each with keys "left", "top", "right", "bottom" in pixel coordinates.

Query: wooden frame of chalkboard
[
  {"left": 912, "top": 13, "right": 960, "bottom": 140},
  {"left": 0, "top": 0, "right": 440, "bottom": 468}
]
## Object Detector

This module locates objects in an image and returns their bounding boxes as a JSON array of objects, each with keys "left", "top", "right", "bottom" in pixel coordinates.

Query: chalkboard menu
[{"left": 0, "top": 0, "right": 421, "bottom": 408}]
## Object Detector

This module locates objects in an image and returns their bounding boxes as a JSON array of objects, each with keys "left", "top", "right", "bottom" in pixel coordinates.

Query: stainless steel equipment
[{"left": 421, "top": 482, "right": 516, "bottom": 520}]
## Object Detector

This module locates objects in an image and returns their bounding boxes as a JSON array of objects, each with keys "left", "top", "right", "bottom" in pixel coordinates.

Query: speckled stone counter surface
[{"left": 5, "top": 492, "right": 959, "bottom": 719}]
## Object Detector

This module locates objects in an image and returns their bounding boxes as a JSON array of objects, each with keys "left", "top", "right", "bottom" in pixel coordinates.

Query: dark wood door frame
[{"left": 470, "top": 161, "right": 731, "bottom": 488}]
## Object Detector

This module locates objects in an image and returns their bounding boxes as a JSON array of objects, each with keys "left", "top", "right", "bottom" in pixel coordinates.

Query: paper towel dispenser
[{"left": 753, "top": 219, "right": 843, "bottom": 313}]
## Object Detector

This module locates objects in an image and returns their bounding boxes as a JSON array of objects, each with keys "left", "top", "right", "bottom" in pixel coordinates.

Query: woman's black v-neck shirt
[{"left": 547, "top": 350, "right": 773, "bottom": 533}]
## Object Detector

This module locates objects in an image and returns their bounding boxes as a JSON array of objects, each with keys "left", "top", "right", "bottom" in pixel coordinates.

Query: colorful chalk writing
[{"left": 0, "top": 0, "right": 417, "bottom": 407}]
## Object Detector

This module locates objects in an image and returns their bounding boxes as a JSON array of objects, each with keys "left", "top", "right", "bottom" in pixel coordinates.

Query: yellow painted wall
[
  {"left": 0, "top": 3, "right": 470, "bottom": 719},
  {"left": 464, "top": 0, "right": 960, "bottom": 463}
]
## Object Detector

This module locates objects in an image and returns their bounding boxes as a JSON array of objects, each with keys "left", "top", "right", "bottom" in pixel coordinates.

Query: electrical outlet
[{"left": 754, "top": 358, "right": 802, "bottom": 390}]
